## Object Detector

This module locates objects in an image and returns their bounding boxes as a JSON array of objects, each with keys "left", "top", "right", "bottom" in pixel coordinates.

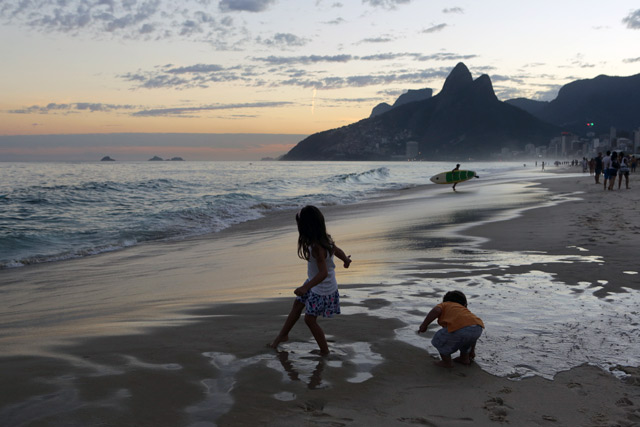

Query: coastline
[{"left": 1, "top": 170, "right": 640, "bottom": 426}]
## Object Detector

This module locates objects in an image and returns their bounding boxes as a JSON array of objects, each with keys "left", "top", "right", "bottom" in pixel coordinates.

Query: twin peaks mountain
[{"left": 281, "top": 63, "right": 640, "bottom": 161}]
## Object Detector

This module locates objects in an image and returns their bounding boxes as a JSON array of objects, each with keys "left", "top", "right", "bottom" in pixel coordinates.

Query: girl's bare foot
[{"left": 268, "top": 334, "right": 288, "bottom": 349}]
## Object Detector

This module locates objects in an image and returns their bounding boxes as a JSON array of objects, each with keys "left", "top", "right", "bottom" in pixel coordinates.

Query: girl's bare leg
[
  {"left": 269, "top": 300, "right": 304, "bottom": 348},
  {"left": 304, "top": 314, "right": 329, "bottom": 355}
]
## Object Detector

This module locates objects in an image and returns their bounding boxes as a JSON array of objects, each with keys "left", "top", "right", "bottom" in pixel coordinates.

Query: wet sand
[{"left": 1, "top": 168, "right": 640, "bottom": 426}]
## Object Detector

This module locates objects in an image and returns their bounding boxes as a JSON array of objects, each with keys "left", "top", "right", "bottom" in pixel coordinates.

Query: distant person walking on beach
[
  {"left": 618, "top": 152, "right": 631, "bottom": 189},
  {"left": 594, "top": 152, "right": 603, "bottom": 184},
  {"left": 418, "top": 290, "right": 484, "bottom": 368},
  {"left": 451, "top": 164, "right": 460, "bottom": 191},
  {"left": 541, "top": 161, "right": 545, "bottom": 171},
  {"left": 602, "top": 151, "right": 612, "bottom": 190},
  {"left": 269, "top": 205, "right": 351, "bottom": 355},
  {"left": 608, "top": 152, "right": 620, "bottom": 191}
]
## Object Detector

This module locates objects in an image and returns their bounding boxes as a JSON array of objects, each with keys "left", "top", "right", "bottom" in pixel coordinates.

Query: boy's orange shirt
[{"left": 436, "top": 301, "right": 484, "bottom": 332}]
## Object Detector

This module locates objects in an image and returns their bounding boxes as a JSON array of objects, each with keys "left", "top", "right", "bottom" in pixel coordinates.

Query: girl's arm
[
  {"left": 418, "top": 306, "right": 442, "bottom": 333},
  {"left": 333, "top": 245, "right": 352, "bottom": 268},
  {"left": 294, "top": 245, "right": 328, "bottom": 296}
]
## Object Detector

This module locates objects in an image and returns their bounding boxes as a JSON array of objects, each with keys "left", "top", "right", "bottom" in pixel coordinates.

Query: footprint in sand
[
  {"left": 616, "top": 397, "right": 633, "bottom": 407},
  {"left": 483, "top": 397, "right": 510, "bottom": 422},
  {"left": 566, "top": 382, "right": 588, "bottom": 396}
]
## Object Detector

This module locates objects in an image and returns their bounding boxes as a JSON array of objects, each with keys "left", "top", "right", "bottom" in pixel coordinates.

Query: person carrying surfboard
[{"left": 451, "top": 164, "right": 460, "bottom": 191}]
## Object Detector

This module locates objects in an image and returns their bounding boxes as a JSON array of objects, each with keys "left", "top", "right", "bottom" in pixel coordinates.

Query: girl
[{"left": 269, "top": 205, "right": 351, "bottom": 355}]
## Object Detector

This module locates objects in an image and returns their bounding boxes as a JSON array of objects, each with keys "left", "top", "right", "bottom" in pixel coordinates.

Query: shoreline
[{"left": 1, "top": 170, "right": 640, "bottom": 426}]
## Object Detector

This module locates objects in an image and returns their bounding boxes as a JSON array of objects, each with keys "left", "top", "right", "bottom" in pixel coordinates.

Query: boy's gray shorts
[{"left": 431, "top": 324, "right": 483, "bottom": 356}]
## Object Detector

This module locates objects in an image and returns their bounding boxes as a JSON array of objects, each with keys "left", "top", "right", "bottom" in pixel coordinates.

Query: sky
[{"left": 1, "top": 0, "right": 639, "bottom": 161}]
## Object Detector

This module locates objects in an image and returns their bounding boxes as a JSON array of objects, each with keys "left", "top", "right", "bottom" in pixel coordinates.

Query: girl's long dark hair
[{"left": 296, "top": 205, "right": 334, "bottom": 260}]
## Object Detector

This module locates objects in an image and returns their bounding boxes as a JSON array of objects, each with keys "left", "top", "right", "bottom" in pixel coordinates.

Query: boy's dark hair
[{"left": 443, "top": 290, "right": 467, "bottom": 307}]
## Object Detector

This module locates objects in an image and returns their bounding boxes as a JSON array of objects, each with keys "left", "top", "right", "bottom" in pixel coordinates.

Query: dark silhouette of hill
[
  {"left": 282, "top": 63, "right": 559, "bottom": 160},
  {"left": 518, "top": 74, "right": 640, "bottom": 135},
  {"left": 370, "top": 88, "right": 433, "bottom": 117},
  {"left": 505, "top": 98, "right": 549, "bottom": 116}
]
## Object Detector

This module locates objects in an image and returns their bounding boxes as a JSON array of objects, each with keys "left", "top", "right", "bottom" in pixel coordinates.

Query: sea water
[{"left": 0, "top": 160, "right": 524, "bottom": 269}]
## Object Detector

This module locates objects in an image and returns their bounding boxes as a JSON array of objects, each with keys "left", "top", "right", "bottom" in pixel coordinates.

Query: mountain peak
[
  {"left": 472, "top": 74, "right": 498, "bottom": 101},
  {"left": 439, "top": 62, "right": 473, "bottom": 97}
]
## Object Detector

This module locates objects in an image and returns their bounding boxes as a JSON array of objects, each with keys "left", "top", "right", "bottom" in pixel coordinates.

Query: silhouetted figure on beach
[
  {"left": 594, "top": 152, "right": 603, "bottom": 184},
  {"left": 602, "top": 151, "right": 612, "bottom": 190},
  {"left": 618, "top": 152, "right": 630, "bottom": 190},
  {"left": 452, "top": 164, "right": 460, "bottom": 191},
  {"left": 608, "top": 152, "right": 619, "bottom": 191}
]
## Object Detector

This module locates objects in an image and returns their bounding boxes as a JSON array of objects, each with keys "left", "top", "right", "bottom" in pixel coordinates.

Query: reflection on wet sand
[
  {"left": 185, "top": 339, "right": 384, "bottom": 424},
  {"left": 341, "top": 244, "right": 640, "bottom": 380}
]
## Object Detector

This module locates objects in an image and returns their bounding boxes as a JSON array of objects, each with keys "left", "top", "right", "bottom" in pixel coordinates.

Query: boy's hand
[{"left": 418, "top": 324, "right": 428, "bottom": 333}]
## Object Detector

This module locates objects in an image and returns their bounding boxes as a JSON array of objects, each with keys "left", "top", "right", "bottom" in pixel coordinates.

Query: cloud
[
  {"left": 218, "top": 0, "right": 276, "bottom": 12},
  {"left": 280, "top": 68, "right": 453, "bottom": 89},
  {"left": 423, "top": 23, "right": 447, "bottom": 34},
  {"left": 362, "top": 0, "right": 411, "bottom": 9},
  {"left": 9, "top": 103, "right": 138, "bottom": 114},
  {"left": 622, "top": 9, "right": 640, "bottom": 29},
  {"left": 254, "top": 54, "right": 354, "bottom": 65},
  {"left": 325, "top": 17, "right": 346, "bottom": 25},
  {"left": 415, "top": 52, "right": 477, "bottom": 61},
  {"left": 358, "top": 36, "right": 394, "bottom": 44},
  {"left": 623, "top": 57, "right": 640, "bottom": 63},
  {"left": 121, "top": 64, "right": 248, "bottom": 89},
  {"left": 0, "top": 1, "right": 246, "bottom": 48},
  {"left": 131, "top": 101, "right": 293, "bottom": 117},
  {"left": 165, "top": 64, "right": 226, "bottom": 74},
  {"left": 255, "top": 52, "right": 475, "bottom": 66},
  {"left": 258, "top": 33, "right": 309, "bottom": 47},
  {"left": 119, "top": 52, "right": 477, "bottom": 90},
  {"left": 442, "top": 7, "right": 463, "bottom": 14}
]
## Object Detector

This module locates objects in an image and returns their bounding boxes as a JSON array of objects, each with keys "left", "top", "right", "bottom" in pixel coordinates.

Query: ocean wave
[
  {"left": 330, "top": 167, "right": 390, "bottom": 184},
  {"left": 0, "top": 161, "right": 526, "bottom": 269}
]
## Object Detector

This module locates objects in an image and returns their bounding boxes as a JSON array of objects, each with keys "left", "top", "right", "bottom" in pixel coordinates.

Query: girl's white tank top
[{"left": 307, "top": 246, "right": 338, "bottom": 295}]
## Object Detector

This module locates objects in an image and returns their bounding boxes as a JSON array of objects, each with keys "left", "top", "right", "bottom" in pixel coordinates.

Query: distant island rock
[
  {"left": 100, "top": 156, "right": 115, "bottom": 161},
  {"left": 148, "top": 156, "right": 164, "bottom": 161},
  {"left": 169, "top": 157, "right": 184, "bottom": 161}
]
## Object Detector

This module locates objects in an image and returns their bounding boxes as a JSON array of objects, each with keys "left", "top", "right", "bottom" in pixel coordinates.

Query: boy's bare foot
[
  {"left": 453, "top": 355, "right": 472, "bottom": 365},
  {"left": 434, "top": 360, "right": 454, "bottom": 368},
  {"left": 268, "top": 334, "right": 288, "bottom": 349}
]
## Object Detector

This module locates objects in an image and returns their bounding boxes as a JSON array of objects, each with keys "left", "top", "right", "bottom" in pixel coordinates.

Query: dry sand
[{"left": 1, "top": 168, "right": 640, "bottom": 426}]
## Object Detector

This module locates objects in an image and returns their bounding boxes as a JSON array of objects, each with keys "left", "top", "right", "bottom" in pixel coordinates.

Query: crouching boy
[{"left": 418, "top": 290, "right": 484, "bottom": 368}]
